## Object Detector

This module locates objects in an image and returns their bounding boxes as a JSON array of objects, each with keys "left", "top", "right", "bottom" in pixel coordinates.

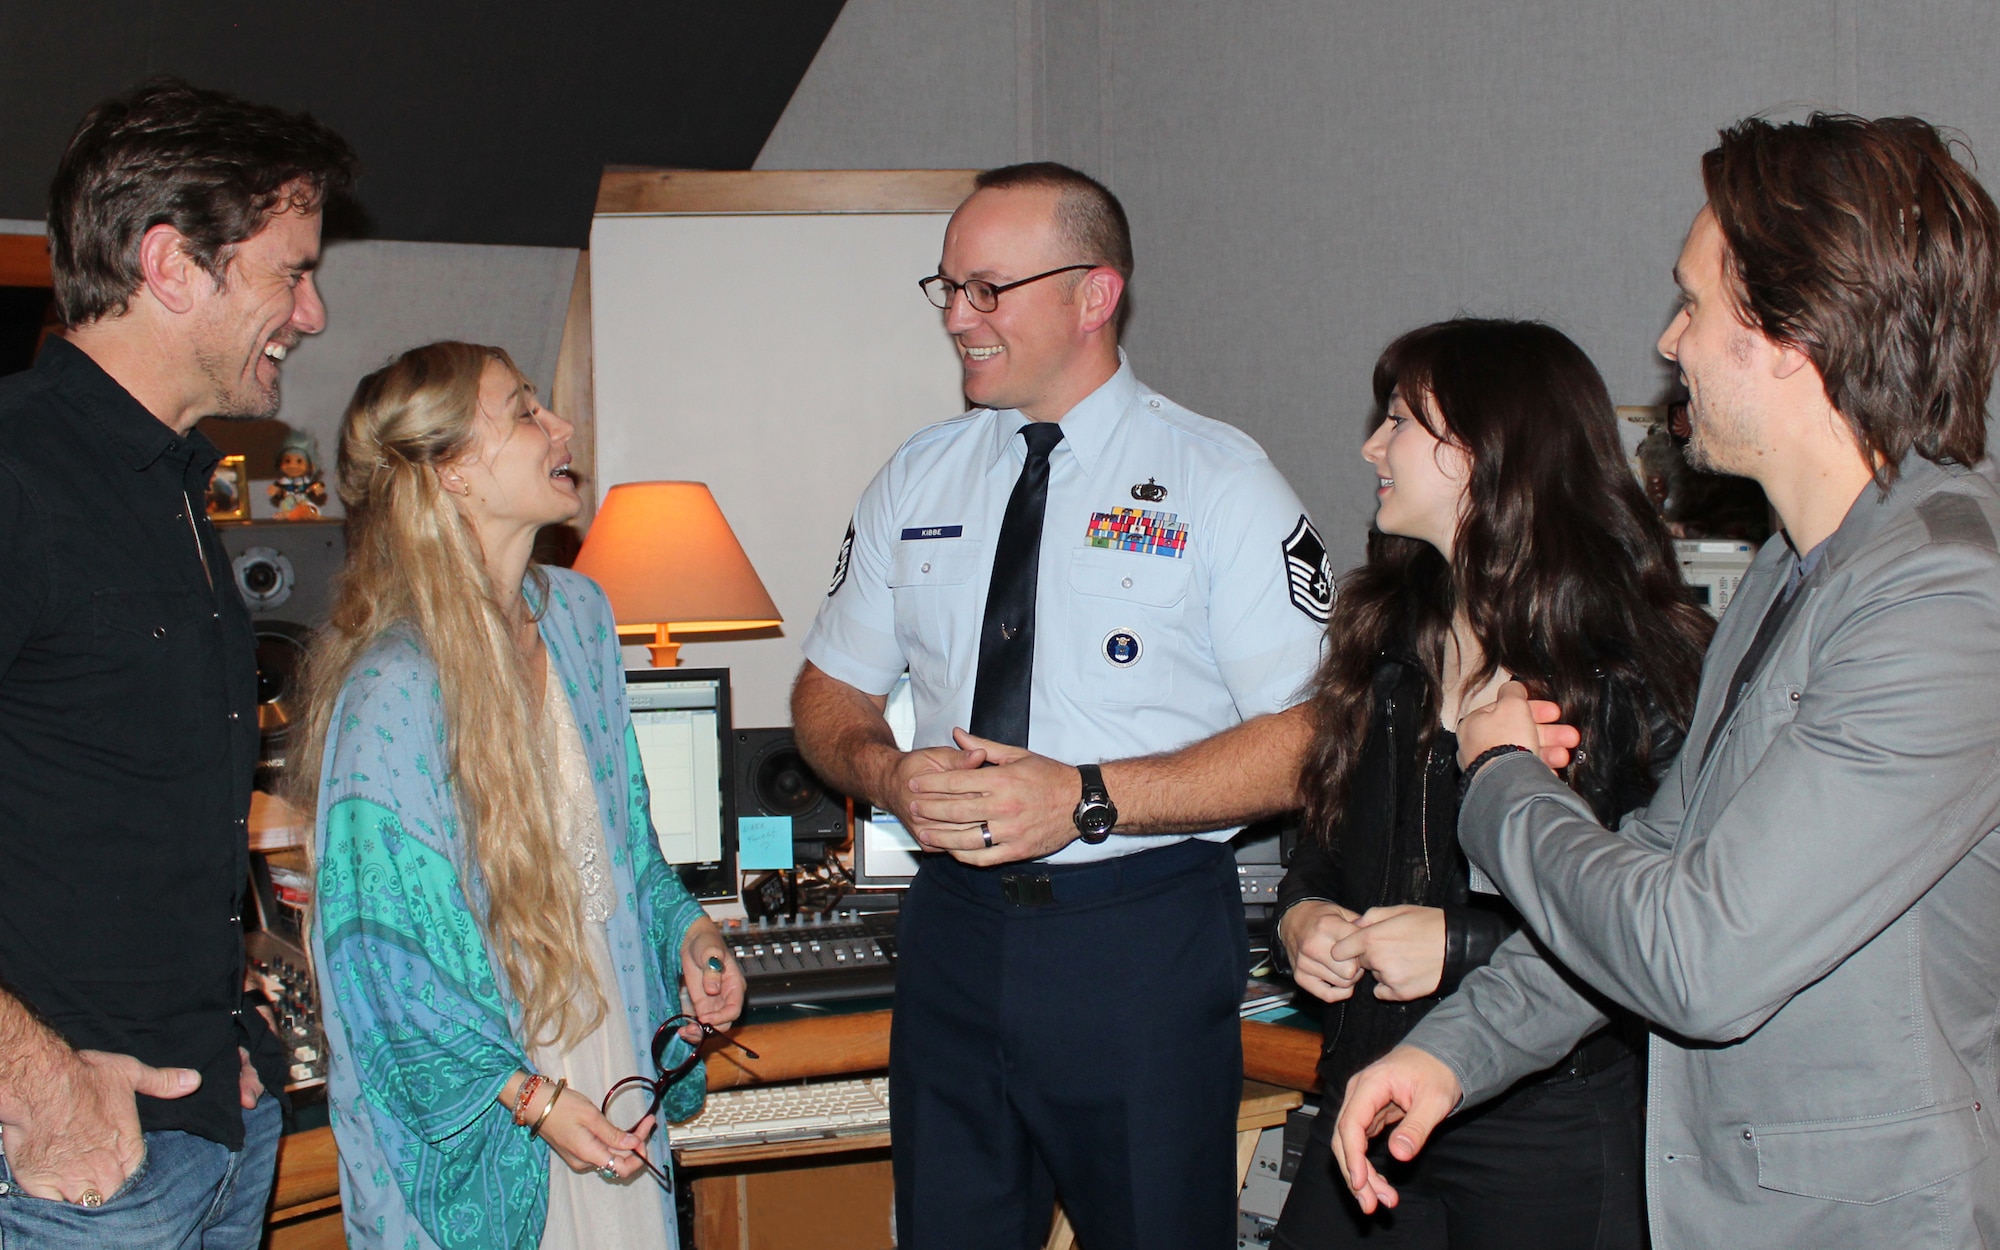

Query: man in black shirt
[{"left": 0, "top": 80, "right": 353, "bottom": 1246}]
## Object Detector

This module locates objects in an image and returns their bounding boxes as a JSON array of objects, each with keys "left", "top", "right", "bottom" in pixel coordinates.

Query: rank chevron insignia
[
  {"left": 827, "top": 521, "right": 855, "bottom": 596},
  {"left": 1281, "top": 515, "right": 1334, "bottom": 623}
]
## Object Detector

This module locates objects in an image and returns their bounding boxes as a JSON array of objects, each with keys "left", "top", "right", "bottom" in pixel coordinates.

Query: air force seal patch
[
  {"left": 1282, "top": 515, "right": 1334, "bottom": 623},
  {"left": 827, "top": 520, "right": 855, "bottom": 596},
  {"left": 1102, "top": 629, "right": 1143, "bottom": 667}
]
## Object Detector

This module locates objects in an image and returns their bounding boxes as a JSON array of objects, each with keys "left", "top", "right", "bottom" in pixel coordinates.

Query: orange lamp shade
[{"left": 572, "top": 481, "right": 782, "bottom": 666}]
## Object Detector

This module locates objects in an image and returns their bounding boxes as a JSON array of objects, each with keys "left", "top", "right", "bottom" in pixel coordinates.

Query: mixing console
[
  {"left": 723, "top": 909, "right": 898, "bottom": 1008},
  {"left": 246, "top": 930, "right": 328, "bottom": 1091}
]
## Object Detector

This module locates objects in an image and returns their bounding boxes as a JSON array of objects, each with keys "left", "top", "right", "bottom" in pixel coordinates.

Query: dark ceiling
[{"left": 0, "top": 1, "right": 847, "bottom": 249}]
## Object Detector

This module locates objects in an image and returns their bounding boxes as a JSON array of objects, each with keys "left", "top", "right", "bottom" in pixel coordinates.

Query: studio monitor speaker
[
  {"left": 732, "top": 728, "right": 851, "bottom": 862},
  {"left": 251, "top": 620, "right": 311, "bottom": 789},
  {"left": 217, "top": 520, "right": 344, "bottom": 787},
  {"left": 218, "top": 519, "right": 346, "bottom": 626}
]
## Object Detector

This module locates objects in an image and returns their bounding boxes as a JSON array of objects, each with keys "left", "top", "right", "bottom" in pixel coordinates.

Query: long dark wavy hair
[{"left": 1300, "top": 319, "right": 1714, "bottom": 841}]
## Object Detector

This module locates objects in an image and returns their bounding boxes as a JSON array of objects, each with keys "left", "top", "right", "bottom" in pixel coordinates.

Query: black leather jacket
[{"left": 1274, "top": 644, "right": 1683, "bottom": 1096}]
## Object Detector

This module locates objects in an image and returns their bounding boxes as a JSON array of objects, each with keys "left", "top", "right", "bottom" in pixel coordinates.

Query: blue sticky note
[{"left": 737, "top": 816, "right": 794, "bottom": 870}]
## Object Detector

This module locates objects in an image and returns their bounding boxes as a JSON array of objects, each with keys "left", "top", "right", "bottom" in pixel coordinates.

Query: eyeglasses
[
  {"left": 600, "top": 1015, "right": 761, "bottom": 1190},
  {"left": 919, "top": 264, "right": 1099, "bottom": 312}
]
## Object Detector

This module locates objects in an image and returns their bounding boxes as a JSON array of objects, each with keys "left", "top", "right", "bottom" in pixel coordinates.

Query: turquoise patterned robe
[{"left": 309, "top": 567, "right": 708, "bottom": 1249}]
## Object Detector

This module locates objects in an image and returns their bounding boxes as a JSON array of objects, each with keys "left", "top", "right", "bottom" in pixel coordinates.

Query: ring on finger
[
  {"left": 980, "top": 821, "right": 993, "bottom": 848},
  {"left": 78, "top": 1188, "right": 104, "bottom": 1208},
  {"left": 600, "top": 1162, "right": 619, "bottom": 1179}
]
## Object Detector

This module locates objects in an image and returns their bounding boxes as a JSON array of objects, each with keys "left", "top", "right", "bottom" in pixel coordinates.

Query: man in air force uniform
[{"left": 793, "top": 162, "right": 1330, "bottom": 1250}]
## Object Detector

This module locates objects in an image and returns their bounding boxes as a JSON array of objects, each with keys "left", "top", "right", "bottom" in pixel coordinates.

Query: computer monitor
[
  {"left": 851, "top": 674, "right": 922, "bottom": 890},
  {"left": 627, "top": 667, "right": 736, "bottom": 900},
  {"left": 852, "top": 807, "right": 924, "bottom": 890}
]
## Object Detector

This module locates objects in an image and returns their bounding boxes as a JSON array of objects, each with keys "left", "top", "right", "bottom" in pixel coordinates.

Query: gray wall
[
  {"left": 267, "top": 238, "right": 577, "bottom": 500},
  {"left": 758, "top": 0, "right": 2000, "bottom": 568}
]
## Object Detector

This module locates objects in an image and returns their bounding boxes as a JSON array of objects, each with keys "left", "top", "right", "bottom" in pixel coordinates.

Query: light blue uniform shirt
[{"left": 803, "top": 355, "right": 1331, "bottom": 864}]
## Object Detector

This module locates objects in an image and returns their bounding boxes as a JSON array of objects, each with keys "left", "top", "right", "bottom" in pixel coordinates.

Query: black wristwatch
[{"left": 1072, "top": 763, "right": 1118, "bottom": 844}]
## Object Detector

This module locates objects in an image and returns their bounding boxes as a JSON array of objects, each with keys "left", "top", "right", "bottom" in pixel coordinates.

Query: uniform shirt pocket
[
  {"left": 1065, "top": 548, "right": 1189, "bottom": 706},
  {"left": 888, "top": 538, "right": 985, "bottom": 691},
  {"left": 1751, "top": 1100, "right": 1990, "bottom": 1205}
]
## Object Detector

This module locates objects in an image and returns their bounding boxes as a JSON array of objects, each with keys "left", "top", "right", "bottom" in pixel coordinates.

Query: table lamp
[{"left": 572, "top": 481, "right": 782, "bottom": 667}]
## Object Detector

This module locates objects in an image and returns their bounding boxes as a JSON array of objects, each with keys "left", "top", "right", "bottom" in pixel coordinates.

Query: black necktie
[{"left": 968, "top": 421, "right": 1065, "bottom": 748}]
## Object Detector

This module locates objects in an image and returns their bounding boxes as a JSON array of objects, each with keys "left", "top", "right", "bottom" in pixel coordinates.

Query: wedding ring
[
  {"left": 980, "top": 822, "right": 993, "bottom": 848},
  {"left": 79, "top": 1188, "right": 103, "bottom": 1208}
]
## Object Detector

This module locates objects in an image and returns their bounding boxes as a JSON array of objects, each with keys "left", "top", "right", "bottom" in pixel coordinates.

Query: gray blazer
[{"left": 1408, "top": 455, "right": 2000, "bottom": 1249}]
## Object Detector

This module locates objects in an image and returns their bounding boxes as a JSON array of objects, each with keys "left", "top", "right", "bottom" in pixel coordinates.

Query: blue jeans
[{"left": 0, "top": 1094, "right": 281, "bottom": 1250}]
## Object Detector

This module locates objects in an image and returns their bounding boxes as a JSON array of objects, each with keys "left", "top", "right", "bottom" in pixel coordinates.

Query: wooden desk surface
[{"left": 702, "top": 1009, "right": 1322, "bottom": 1093}]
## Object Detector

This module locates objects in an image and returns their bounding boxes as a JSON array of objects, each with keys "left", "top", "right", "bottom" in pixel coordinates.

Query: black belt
[
  {"left": 1541, "top": 1027, "right": 1635, "bottom": 1084},
  {"left": 922, "top": 837, "right": 1226, "bottom": 909}
]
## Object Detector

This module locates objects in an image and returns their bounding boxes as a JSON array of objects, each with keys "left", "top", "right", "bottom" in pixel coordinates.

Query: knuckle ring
[
  {"left": 79, "top": 1188, "right": 104, "bottom": 1208},
  {"left": 980, "top": 822, "right": 993, "bottom": 848}
]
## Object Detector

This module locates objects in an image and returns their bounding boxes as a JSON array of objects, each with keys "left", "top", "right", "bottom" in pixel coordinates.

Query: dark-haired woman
[{"left": 1270, "top": 319, "right": 1714, "bottom": 1249}]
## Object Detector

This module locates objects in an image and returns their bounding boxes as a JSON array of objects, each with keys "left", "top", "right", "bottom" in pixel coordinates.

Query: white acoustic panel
[{"left": 590, "top": 212, "right": 966, "bottom": 725}]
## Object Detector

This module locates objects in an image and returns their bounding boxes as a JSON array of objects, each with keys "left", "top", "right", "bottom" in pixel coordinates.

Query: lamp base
[{"left": 646, "top": 625, "right": 681, "bottom": 668}]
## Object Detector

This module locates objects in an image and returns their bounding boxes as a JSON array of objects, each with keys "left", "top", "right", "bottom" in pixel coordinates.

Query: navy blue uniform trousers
[{"left": 890, "top": 839, "right": 1249, "bottom": 1250}]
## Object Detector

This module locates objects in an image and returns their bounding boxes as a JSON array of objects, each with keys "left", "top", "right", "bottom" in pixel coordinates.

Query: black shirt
[{"left": 0, "top": 338, "right": 282, "bottom": 1148}]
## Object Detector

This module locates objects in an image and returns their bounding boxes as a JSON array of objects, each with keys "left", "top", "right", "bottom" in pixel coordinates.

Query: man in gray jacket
[{"left": 1333, "top": 114, "right": 2000, "bottom": 1248}]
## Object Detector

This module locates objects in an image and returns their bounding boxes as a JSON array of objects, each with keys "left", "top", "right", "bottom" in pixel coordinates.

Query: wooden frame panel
[
  {"left": 0, "top": 233, "right": 51, "bottom": 287},
  {"left": 596, "top": 168, "right": 978, "bottom": 216}
]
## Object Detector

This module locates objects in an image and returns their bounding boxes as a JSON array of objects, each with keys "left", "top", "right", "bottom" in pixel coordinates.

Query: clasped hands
[
  {"left": 1279, "top": 902, "right": 1446, "bottom": 1003},
  {"left": 887, "top": 729, "right": 1083, "bottom": 866}
]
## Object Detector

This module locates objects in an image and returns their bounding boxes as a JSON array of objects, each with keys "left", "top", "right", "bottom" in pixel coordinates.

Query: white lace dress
[{"left": 530, "top": 658, "right": 673, "bottom": 1249}]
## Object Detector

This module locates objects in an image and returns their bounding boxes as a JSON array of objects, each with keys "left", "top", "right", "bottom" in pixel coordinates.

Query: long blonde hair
[{"left": 289, "top": 340, "right": 604, "bottom": 1049}]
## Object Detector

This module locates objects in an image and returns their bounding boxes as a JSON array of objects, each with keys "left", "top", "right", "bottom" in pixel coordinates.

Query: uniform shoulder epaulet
[{"left": 1134, "top": 394, "right": 1267, "bottom": 463}]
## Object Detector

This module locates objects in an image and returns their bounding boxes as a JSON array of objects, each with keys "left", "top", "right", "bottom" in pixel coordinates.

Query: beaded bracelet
[
  {"left": 513, "top": 1074, "right": 547, "bottom": 1127},
  {"left": 530, "top": 1078, "right": 568, "bottom": 1139},
  {"left": 1457, "top": 744, "right": 1531, "bottom": 806}
]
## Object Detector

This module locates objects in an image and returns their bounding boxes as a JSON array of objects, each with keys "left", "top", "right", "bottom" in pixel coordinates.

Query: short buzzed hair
[{"left": 974, "top": 162, "right": 1134, "bottom": 284}]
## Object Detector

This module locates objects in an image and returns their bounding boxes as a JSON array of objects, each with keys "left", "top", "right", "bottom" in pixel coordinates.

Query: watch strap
[
  {"left": 1074, "top": 763, "right": 1115, "bottom": 842},
  {"left": 1077, "top": 762, "right": 1108, "bottom": 801}
]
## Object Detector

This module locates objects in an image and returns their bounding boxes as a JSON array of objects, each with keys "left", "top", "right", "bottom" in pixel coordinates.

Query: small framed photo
[{"left": 206, "top": 454, "right": 249, "bottom": 523}]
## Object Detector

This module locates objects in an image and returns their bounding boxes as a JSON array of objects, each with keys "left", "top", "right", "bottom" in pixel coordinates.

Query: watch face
[{"left": 1077, "top": 801, "right": 1116, "bottom": 836}]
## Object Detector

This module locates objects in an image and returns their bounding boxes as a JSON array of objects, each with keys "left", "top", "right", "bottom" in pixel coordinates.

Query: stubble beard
[
  {"left": 1681, "top": 376, "right": 1758, "bottom": 476},
  {"left": 1683, "top": 320, "right": 1772, "bottom": 475},
  {"left": 192, "top": 340, "right": 281, "bottom": 422}
]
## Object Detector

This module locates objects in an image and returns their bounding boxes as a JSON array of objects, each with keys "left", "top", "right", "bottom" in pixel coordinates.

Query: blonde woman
[{"left": 290, "top": 341, "right": 745, "bottom": 1249}]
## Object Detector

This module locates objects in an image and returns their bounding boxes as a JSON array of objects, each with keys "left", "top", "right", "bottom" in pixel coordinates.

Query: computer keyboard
[
  {"left": 670, "top": 1076, "right": 892, "bottom": 1152},
  {"left": 724, "top": 909, "right": 898, "bottom": 1008}
]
